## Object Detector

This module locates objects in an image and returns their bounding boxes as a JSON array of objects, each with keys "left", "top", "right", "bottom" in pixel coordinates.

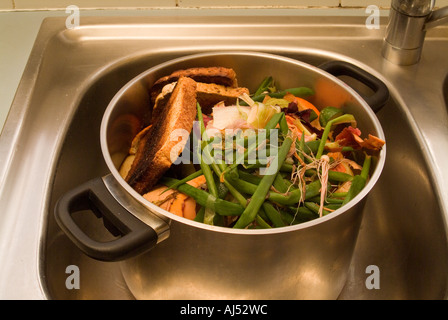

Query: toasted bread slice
[
  {"left": 125, "top": 76, "right": 198, "bottom": 194},
  {"left": 195, "top": 83, "right": 249, "bottom": 115},
  {"left": 149, "top": 67, "right": 239, "bottom": 105},
  {"left": 152, "top": 82, "right": 249, "bottom": 122}
]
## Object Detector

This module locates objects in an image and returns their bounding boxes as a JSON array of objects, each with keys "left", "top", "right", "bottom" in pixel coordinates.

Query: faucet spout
[
  {"left": 382, "top": 0, "right": 448, "bottom": 65},
  {"left": 425, "top": 6, "right": 448, "bottom": 30}
]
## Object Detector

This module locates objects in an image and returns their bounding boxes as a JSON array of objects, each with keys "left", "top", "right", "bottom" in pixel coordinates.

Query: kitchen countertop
[{"left": 0, "top": 7, "right": 377, "bottom": 133}]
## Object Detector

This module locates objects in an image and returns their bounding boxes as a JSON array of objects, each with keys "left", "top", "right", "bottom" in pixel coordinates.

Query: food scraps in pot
[{"left": 119, "top": 69, "right": 385, "bottom": 229}]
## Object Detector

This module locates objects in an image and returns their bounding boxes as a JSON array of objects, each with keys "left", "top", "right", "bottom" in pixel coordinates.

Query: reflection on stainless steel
[
  {"left": 0, "top": 15, "right": 447, "bottom": 299},
  {"left": 382, "top": 0, "right": 448, "bottom": 65}
]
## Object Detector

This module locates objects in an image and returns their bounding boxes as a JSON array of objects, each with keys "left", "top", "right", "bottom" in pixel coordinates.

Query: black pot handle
[
  {"left": 318, "top": 60, "right": 389, "bottom": 113},
  {"left": 54, "top": 177, "right": 158, "bottom": 262}
]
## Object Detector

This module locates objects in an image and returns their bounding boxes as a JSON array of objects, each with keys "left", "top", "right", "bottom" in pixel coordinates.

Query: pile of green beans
[{"left": 156, "top": 78, "right": 376, "bottom": 229}]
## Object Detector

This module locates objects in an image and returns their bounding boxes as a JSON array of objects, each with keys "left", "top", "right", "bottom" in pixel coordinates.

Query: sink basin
[
  {"left": 444, "top": 73, "right": 448, "bottom": 109},
  {"left": 1, "top": 15, "right": 448, "bottom": 300}
]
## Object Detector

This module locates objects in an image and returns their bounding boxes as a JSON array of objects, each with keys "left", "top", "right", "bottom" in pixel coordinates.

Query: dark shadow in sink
[
  {"left": 43, "top": 50, "right": 448, "bottom": 300},
  {"left": 444, "top": 72, "right": 448, "bottom": 109}
]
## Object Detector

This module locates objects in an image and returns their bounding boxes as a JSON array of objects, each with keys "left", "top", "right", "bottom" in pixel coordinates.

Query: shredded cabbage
[{"left": 247, "top": 102, "right": 281, "bottom": 129}]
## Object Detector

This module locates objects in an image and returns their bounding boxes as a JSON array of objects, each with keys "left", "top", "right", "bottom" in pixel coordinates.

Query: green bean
[
  {"left": 225, "top": 173, "right": 259, "bottom": 194},
  {"left": 160, "top": 169, "right": 203, "bottom": 194},
  {"left": 194, "top": 207, "right": 205, "bottom": 223},
  {"left": 325, "top": 203, "right": 342, "bottom": 211},
  {"left": 197, "top": 103, "right": 247, "bottom": 208},
  {"left": 279, "top": 163, "right": 294, "bottom": 172},
  {"left": 257, "top": 205, "right": 270, "bottom": 222},
  {"left": 273, "top": 173, "right": 289, "bottom": 193},
  {"left": 304, "top": 202, "right": 331, "bottom": 216},
  {"left": 284, "top": 206, "right": 318, "bottom": 224},
  {"left": 226, "top": 167, "right": 240, "bottom": 181},
  {"left": 340, "top": 175, "right": 366, "bottom": 206},
  {"left": 213, "top": 212, "right": 225, "bottom": 227},
  {"left": 227, "top": 173, "right": 321, "bottom": 205},
  {"left": 316, "top": 114, "right": 356, "bottom": 159},
  {"left": 211, "top": 164, "right": 247, "bottom": 208},
  {"left": 160, "top": 177, "right": 244, "bottom": 216},
  {"left": 298, "top": 140, "right": 353, "bottom": 158},
  {"left": 331, "top": 192, "right": 347, "bottom": 198},
  {"left": 360, "top": 154, "right": 372, "bottom": 180},
  {"left": 280, "top": 162, "right": 354, "bottom": 183},
  {"left": 198, "top": 157, "right": 219, "bottom": 199},
  {"left": 297, "top": 132, "right": 306, "bottom": 162},
  {"left": 304, "top": 140, "right": 320, "bottom": 155},
  {"left": 303, "top": 179, "right": 322, "bottom": 200},
  {"left": 328, "top": 171, "right": 354, "bottom": 183},
  {"left": 255, "top": 213, "right": 272, "bottom": 229},
  {"left": 238, "top": 170, "right": 263, "bottom": 185},
  {"left": 279, "top": 111, "right": 289, "bottom": 135},
  {"left": 253, "top": 76, "right": 274, "bottom": 97},
  {"left": 265, "top": 112, "right": 285, "bottom": 132},
  {"left": 262, "top": 202, "right": 286, "bottom": 228},
  {"left": 251, "top": 87, "right": 314, "bottom": 103},
  {"left": 233, "top": 129, "right": 293, "bottom": 228},
  {"left": 308, "top": 196, "right": 344, "bottom": 204},
  {"left": 270, "top": 189, "right": 302, "bottom": 206},
  {"left": 325, "top": 197, "right": 344, "bottom": 204},
  {"left": 216, "top": 179, "right": 229, "bottom": 199},
  {"left": 196, "top": 103, "right": 219, "bottom": 224},
  {"left": 197, "top": 102, "right": 206, "bottom": 134},
  {"left": 319, "top": 106, "right": 343, "bottom": 127},
  {"left": 341, "top": 154, "right": 371, "bottom": 206},
  {"left": 225, "top": 174, "right": 299, "bottom": 206},
  {"left": 279, "top": 210, "right": 295, "bottom": 225}
]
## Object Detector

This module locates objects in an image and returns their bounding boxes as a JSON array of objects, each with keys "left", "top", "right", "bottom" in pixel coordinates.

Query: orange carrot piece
[
  {"left": 143, "top": 185, "right": 176, "bottom": 211},
  {"left": 283, "top": 93, "right": 320, "bottom": 115},
  {"left": 169, "top": 193, "right": 189, "bottom": 217},
  {"left": 182, "top": 197, "right": 197, "bottom": 220},
  {"left": 187, "top": 175, "right": 207, "bottom": 188},
  {"left": 296, "top": 97, "right": 320, "bottom": 115},
  {"left": 143, "top": 174, "right": 206, "bottom": 218}
]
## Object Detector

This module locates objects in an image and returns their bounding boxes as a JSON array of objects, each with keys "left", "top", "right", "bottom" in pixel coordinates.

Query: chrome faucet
[{"left": 382, "top": 0, "right": 448, "bottom": 65}]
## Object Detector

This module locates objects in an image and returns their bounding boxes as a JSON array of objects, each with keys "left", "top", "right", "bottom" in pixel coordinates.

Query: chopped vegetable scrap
[{"left": 120, "top": 69, "right": 385, "bottom": 229}]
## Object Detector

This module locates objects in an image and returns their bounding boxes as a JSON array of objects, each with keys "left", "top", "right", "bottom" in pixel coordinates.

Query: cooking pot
[{"left": 55, "top": 51, "right": 388, "bottom": 299}]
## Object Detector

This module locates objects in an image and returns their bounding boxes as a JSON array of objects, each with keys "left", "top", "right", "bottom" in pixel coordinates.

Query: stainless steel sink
[
  {"left": 444, "top": 73, "right": 448, "bottom": 109},
  {"left": 1, "top": 15, "right": 448, "bottom": 300}
]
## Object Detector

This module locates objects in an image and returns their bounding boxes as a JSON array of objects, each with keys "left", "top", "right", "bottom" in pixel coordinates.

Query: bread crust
[
  {"left": 151, "top": 82, "right": 249, "bottom": 122},
  {"left": 125, "top": 76, "right": 198, "bottom": 194},
  {"left": 149, "top": 67, "right": 238, "bottom": 105}
]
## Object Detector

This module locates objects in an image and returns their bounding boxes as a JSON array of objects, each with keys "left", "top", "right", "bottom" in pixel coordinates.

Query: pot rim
[{"left": 100, "top": 50, "right": 386, "bottom": 235}]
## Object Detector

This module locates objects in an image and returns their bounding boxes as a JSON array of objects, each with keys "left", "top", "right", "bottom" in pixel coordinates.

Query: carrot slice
[
  {"left": 169, "top": 193, "right": 189, "bottom": 217},
  {"left": 182, "top": 197, "right": 198, "bottom": 220},
  {"left": 187, "top": 175, "right": 207, "bottom": 188}
]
